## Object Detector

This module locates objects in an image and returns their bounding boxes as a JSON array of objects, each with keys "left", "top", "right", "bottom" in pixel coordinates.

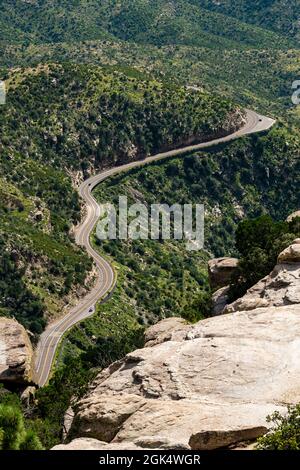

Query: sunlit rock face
[{"left": 0, "top": 318, "right": 33, "bottom": 384}]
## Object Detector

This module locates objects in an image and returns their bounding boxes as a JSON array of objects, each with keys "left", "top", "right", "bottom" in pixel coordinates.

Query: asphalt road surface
[{"left": 34, "top": 109, "right": 276, "bottom": 386}]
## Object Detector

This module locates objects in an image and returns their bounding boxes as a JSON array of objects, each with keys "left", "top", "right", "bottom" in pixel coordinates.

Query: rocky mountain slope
[{"left": 56, "top": 238, "right": 300, "bottom": 450}]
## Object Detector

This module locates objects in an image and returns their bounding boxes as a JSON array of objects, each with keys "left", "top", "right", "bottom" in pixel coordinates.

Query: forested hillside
[
  {"left": 0, "top": 61, "right": 241, "bottom": 336},
  {"left": 195, "top": 0, "right": 299, "bottom": 40},
  {"left": 0, "top": 165, "right": 92, "bottom": 335},
  {"left": 1, "top": 1, "right": 298, "bottom": 125},
  {"left": 0, "top": 0, "right": 294, "bottom": 48},
  {"left": 1, "top": 63, "right": 242, "bottom": 171}
]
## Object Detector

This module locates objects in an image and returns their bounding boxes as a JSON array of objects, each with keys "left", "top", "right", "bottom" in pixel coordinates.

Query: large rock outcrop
[
  {"left": 0, "top": 318, "right": 33, "bottom": 383},
  {"left": 208, "top": 257, "right": 238, "bottom": 289},
  {"left": 67, "top": 303, "right": 300, "bottom": 449},
  {"left": 225, "top": 239, "right": 300, "bottom": 313},
  {"left": 211, "top": 286, "right": 230, "bottom": 316},
  {"left": 286, "top": 211, "right": 300, "bottom": 223},
  {"left": 58, "top": 240, "right": 300, "bottom": 451}
]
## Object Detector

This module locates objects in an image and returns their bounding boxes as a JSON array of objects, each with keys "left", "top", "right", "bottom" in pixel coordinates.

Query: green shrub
[
  {"left": 257, "top": 405, "right": 300, "bottom": 450},
  {"left": 0, "top": 404, "right": 43, "bottom": 450}
]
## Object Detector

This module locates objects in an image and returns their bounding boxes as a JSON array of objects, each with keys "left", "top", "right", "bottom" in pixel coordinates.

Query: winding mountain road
[{"left": 34, "top": 109, "right": 275, "bottom": 387}]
